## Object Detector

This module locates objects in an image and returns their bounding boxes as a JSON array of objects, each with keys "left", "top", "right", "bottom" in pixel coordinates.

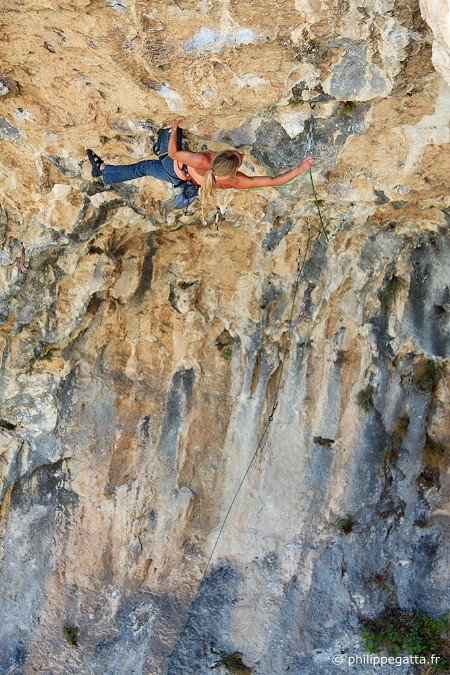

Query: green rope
[
  {"left": 250, "top": 169, "right": 329, "bottom": 246},
  {"left": 308, "top": 169, "right": 329, "bottom": 243},
  {"left": 287, "top": 235, "right": 312, "bottom": 332}
]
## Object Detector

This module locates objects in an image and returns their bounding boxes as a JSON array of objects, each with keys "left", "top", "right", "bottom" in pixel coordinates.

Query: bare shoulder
[
  {"left": 170, "top": 149, "right": 210, "bottom": 169},
  {"left": 185, "top": 150, "right": 213, "bottom": 172},
  {"left": 223, "top": 172, "right": 261, "bottom": 189},
  {"left": 215, "top": 174, "right": 240, "bottom": 189}
]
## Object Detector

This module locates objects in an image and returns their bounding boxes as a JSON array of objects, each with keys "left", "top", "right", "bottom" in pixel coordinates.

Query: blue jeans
[{"left": 102, "top": 156, "right": 185, "bottom": 186}]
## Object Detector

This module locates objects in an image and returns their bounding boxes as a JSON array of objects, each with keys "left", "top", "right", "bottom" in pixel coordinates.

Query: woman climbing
[{"left": 86, "top": 119, "right": 315, "bottom": 212}]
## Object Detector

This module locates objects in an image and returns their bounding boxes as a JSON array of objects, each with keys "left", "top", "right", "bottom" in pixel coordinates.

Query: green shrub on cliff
[
  {"left": 360, "top": 609, "right": 449, "bottom": 670},
  {"left": 411, "top": 359, "right": 442, "bottom": 393},
  {"left": 63, "top": 624, "right": 79, "bottom": 646},
  {"left": 356, "top": 385, "right": 376, "bottom": 412}
]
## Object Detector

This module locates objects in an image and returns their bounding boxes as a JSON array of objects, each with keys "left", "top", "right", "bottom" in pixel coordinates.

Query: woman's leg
[{"left": 102, "top": 159, "right": 175, "bottom": 186}]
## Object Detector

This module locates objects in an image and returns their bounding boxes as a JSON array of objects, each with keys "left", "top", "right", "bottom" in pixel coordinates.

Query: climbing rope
[
  {"left": 168, "top": 102, "right": 352, "bottom": 666},
  {"left": 309, "top": 169, "right": 329, "bottom": 244},
  {"left": 304, "top": 102, "right": 329, "bottom": 245}
]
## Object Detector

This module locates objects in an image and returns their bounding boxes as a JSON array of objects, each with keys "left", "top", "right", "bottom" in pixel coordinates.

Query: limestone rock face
[
  {"left": 420, "top": 0, "right": 450, "bottom": 82},
  {"left": 0, "top": 0, "right": 449, "bottom": 674}
]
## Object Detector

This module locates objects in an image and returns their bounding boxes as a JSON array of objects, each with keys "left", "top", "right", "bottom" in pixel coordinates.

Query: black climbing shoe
[{"left": 86, "top": 149, "right": 103, "bottom": 178}]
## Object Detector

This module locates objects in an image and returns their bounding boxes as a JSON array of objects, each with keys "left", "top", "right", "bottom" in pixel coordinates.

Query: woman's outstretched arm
[{"left": 230, "top": 156, "right": 315, "bottom": 189}]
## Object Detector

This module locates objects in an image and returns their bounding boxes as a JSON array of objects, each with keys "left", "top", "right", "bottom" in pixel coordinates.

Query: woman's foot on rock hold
[{"left": 86, "top": 149, "right": 104, "bottom": 178}]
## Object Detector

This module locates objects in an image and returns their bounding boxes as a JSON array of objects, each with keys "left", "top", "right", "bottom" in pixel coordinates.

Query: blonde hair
[{"left": 200, "top": 151, "right": 240, "bottom": 222}]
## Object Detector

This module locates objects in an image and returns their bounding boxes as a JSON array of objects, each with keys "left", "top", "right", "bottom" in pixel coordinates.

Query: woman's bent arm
[{"left": 167, "top": 119, "right": 208, "bottom": 168}]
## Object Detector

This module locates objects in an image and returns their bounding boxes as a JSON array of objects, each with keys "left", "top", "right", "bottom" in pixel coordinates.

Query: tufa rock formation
[{"left": 0, "top": 0, "right": 449, "bottom": 673}]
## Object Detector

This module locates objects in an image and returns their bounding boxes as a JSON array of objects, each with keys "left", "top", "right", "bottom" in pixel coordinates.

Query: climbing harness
[
  {"left": 154, "top": 127, "right": 200, "bottom": 212},
  {"left": 180, "top": 163, "right": 200, "bottom": 187},
  {"left": 175, "top": 164, "right": 201, "bottom": 213}
]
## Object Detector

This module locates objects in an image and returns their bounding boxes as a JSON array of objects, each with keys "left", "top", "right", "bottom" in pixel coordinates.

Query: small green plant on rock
[
  {"left": 381, "top": 447, "right": 395, "bottom": 463},
  {"left": 391, "top": 414, "right": 410, "bottom": 450},
  {"left": 360, "top": 608, "right": 449, "bottom": 670},
  {"left": 377, "top": 413, "right": 410, "bottom": 476},
  {"left": 211, "top": 650, "right": 252, "bottom": 673},
  {"left": 28, "top": 348, "right": 57, "bottom": 367},
  {"left": 320, "top": 514, "right": 357, "bottom": 535},
  {"left": 377, "top": 448, "right": 397, "bottom": 476},
  {"left": 0, "top": 418, "right": 16, "bottom": 430},
  {"left": 41, "top": 348, "right": 57, "bottom": 362},
  {"left": 63, "top": 624, "right": 79, "bottom": 646},
  {"left": 423, "top": 438, "right": 448, "bottom": 469},
  {"left": 411, "top": 359, "right": 442, "bottom": 393},
  {"left": 356, "top": 385, "right": 376, "bottom": 412},
  {"left": 215, "top": 330, "right": 234, "bottom": 360},
  {"left": 335, "top": 515, "right": 357, "bottom": 534},
  {"left": 341, "top": 101, "right": 357, "bottom": 114},
  {"left": 378, "top": 275, "right": 405, "bottom": 311}
]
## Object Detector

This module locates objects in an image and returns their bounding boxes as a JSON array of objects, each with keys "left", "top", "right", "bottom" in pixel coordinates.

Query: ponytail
[{"left": 200, "top": 169, "right": 216, "bottom": 223}]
